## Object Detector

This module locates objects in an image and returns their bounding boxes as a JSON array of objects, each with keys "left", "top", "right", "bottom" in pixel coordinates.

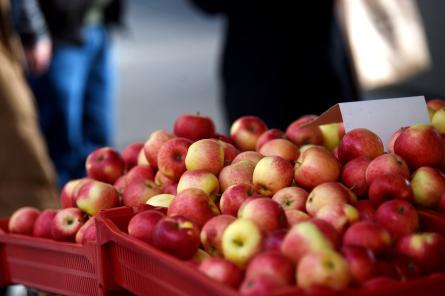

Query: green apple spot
[
  {"left": 323, "top": 259, "right": 335, "bottom": 270},
  {"left": 232, "top": 238, "right": 244, "bottom": 247},
  {"left": 397, "top": 206, "right": 405, "bottom": 214},
  {"left": 175, "top": 154, "right": 182, "bottom": 161},
  {"left": 67, "top": 218, "right": 74, "bottom": 225},
  {"left": 284, "top": 199, "right": 293, "bottom": 207}
]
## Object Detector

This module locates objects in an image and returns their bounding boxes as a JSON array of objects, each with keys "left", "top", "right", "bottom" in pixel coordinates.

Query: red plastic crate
[
  {"left": 0, "top": 218, "right": 124, "bottom": 296},
  {"left": 96, "top": 206, "right": 445, "bottom": 296}
]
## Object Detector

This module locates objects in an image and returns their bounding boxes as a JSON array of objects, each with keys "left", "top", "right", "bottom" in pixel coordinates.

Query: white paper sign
[{"left": 339, "top": 96, "right": 430, "bottom": 150}]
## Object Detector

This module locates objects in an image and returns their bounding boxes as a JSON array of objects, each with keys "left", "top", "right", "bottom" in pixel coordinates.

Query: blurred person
[
  {"left": 26, "top": 0, "right": 125, "bottom": 187},
  {"left": 189, "top": 0, "right": 359, "bottom": 131}
]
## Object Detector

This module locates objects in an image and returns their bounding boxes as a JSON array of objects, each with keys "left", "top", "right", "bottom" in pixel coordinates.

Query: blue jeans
[{"left": 31, "top": 25, "right": 115, "bottom": 187}]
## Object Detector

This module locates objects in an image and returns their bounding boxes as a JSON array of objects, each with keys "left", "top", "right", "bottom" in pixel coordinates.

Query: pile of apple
[{"left": 7, "top": 98, "right": 445, "bottom": 295}]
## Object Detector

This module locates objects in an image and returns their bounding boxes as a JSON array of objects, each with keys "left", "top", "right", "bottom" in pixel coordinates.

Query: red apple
[
  {"left": 113, "top": 175, "right": 127, "bottom": 198},
  {"left": 173, "top": 113, "right": 216, "bottom": 141},
  {"left": 8, "top": 207, "right": 40, "bottom": 235},
  {"left": 253, "top": 156, "right": 294, "bottom": 196},
  {"left": 152, "top": 215, "right": 201, "bottom": 260},
  {"left": 122, "top": 178, "right": 162, "bottom": 207},
  {"left": 51, "top": 207, "right": 85, "bottom": 242},
  {"left": 306, "top": 182, "right": 356, "bottom": 216},
  {"left": 388, "top": 128, "right": 405, "bottom": 154},
  {"left": 342, "top": 245, "right": 377, "bottom": 284},
  {"left": 337, "top": 128, "right": 384, "bottom": 164},
  {"left": 220, "top": 183, "right": 259, "bottom": 217},
  {"left": 76, "top": 180, "right": 120, "bottom": 216},
  {"left": 85, "top": 147, "right": 125, "bottom": 184},
  {"left": 263, "top": 229, "right": 287, "bottom": 252},
  {"left": 245, "top": 251, "right": 295, "bottom": 285},
  {"left": 185, "top": 139, "right": 224, "bottom": 175},
  {"left": 239, "top": 274, "right": 286, "bottom": 296},
  {"left": 285, "top": 210, "right": 310, "bottom": 226},
  {"left": 143, "top": 129, "right": 175, "bottom": 169},
  {"left": 230, "top": 116, "right": 268, "bottom": 151},
  {"left": 126, "top": 165, "right": 155, "bottom": 184},
  {"left": 255, "top": 129, "right": 285, "bottom": 151},
  {"left": 341, "top": 157, "right": 371, "bottom": 197},
  {"left": 154, "top": 170, "right": 175, "bottom": 189},
  {"left": 272, "top": 186, "right": 308, "bottom": 211},
  {"left": 75, "top": 217, "right": 96, "bottom": 244},
  {"left": 286, "top": 115, "right": 323, "bottom": 146},
  {"left": 343, "top": 221, "right": 392, "bottom": 256},
  {"left": 199, "top": 257, "right": 242, "bottom": 289},
  {"left": 411, "top": 166, "right": 445, "bottom": 208},
  {"left": 60, "top": 178, "right": 86, "bottom": 208},
  {"left": 368, "top": 174, "right": 413, "bottom": 207},
  {"left": 33, "top": 209, "right": 58, "bottom": 238},
  {"left": 356, "top": 200, "right": 376, "bottom": 221},
  {"left": 366, "top": 153, "right": 410, "bottom": 185},
  {"left": 363, "top": 277, "right": 398, "bottom": 290},
  {"left": 157, "top": 137, "right": 192, "bottom": 182},
  {"left": 219, "top": 160, "right": 255, "bottom": 192},
  {"left": 128, "top": 210, "right": 166, "bottom": 244},
  {"left": 121, "top": 142, "right": 144, "bottom": 171},
  {"left": 258, "top": 139, "right": 300, "bottom": 162},
  {"left": 137, "top": 148, "right": 149, "bottom": 166},
  {"left": 218, "top": 140, "right": 239, "bottom": 166},
  {"left": 163, "top": 183, "right": 178, "bottom": 195},
  {"left": 200, "top": 215, "right": 236, "bottom": 257},
  {"left": 232, "top": 151, "right": 263, "bottom": 165},
  {"left": 177, "top": 169, "right": 220, "bottom": 201},
  {"left": 315, "top": 203, "right": 360, "bottom": 234}
]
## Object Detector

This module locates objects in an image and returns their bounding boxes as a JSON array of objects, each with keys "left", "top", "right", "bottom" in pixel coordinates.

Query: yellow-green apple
[
  {"left": 146, "top": 193, "right": 175, "bottom": 209},
  {"left": 232, "top": 151, "right": 263, "bottom": 165},
  {"left": 239, "top": 274, "right": 286, "bottom": 296},
  {"left": 152, "top": 215, "right": 201, "bottom": 260},
  {"left": 60, "top": 178, "right": 89, "bottom": 208},
  {"left": 253, "top": 156, "right": 294, "bottom": 196},
  {"left": 343, "top": 221, "right": 392, "bottom": 256},
  {"left": 218, "top": 140, "right": 239, "bottom": 166},
  {"left": 33, "top": 209, "right": 58, "bottom": 238},
  {"left": 85, "top": 147, "right": 125, "bottom": 184},
  {"left": 122, "top": 178, "right": 162, "bottom": 207},
  {"left": 121, "top": 142, "right": 144, "bottom": 171},
  {"left": 375, "top": 200, "right": 419, "bottom": 242},
  {"left": 356, "top": 200, "right": 375, "bottom": 221},
  {"left": 396, "top": 232, "right": 445, "bottom": 274},
  {"left": 200, "top": 215, "right": 236, "bottom": 257},
  {"left": 173, "top": 113, "right": 216, "bottom": 141},
  {"left": 245, "top": 251, "right": 295, "bottom": 285},
  {"left": 219, "top": 160, "right": 255, "bottom": 192},
  {"left": 296, "top": 250, "right": 351, "bottom": 292},
  {"left": 394, "top": 124, "right": 444, "bottom": 169},
  {"left": 177, "top": 169, "right": 220, "bottom": 200},
  {"left": 294, "top": 146, "right": 341, "bottom": 190},
  {"left": 167, "top": 188, "right": 219, "bottom": 228},
  {"left": 337, "top": 128, "right": 384, "bottom": 164},
  {"left": 255, "top": 129, "right": 285, "bottom": 151},
  {"left": 76, "top": 180, "right": 119, "bottom": 216},
  {"left": 185, "top": 139, "right": 224, "bottom": 175},
  {"left": 8, "top": 207, "right": 40, "bottom": 235},
  {"left": 51, "top": 207, "right": 85, "bottom": 242},
  {"left": 222, "top": 218, "right": 262, "bottom": 268},
  {"left": 263, "top": 229, "right": 287, "bottom": 252},
  {"left": 365, "top": 153, "right": 410, "bottom": 185},
  {"left": 230, "top": 116, "right": 268, "bottom": 151},
  {"left": 342, "top": 246, "right": 376, "bottom": 284},
  {"left": 220, "top": 183, "right": 259, "bottom": 216},
  {"left": 272, "top": 186, "right": 308, "bottom": 211},
  {"left": 286, "top": 115, "right": 323, "bottom": 146},
  {"left": 388, "top": 127, "right": 405, "bottom": 154},
  {"left": 432, "top": 108, "right": 445, "bottom": 133},
  {"left": 258, "top": 138, "right": 300, "bottom": 162},
  {"left": 411, "top": 166, "right": 445, "bottom": 208},
  {"left": 157, "top": 137, "right": 192, "bottom": 181},
  {"left": 137, "top": 148, "right": 149, "bottom": 166},
  {"left": 427, "top": 98, "right": 445, "bottom": 120},
  {"left": 368, "top": 174, "right": 413, "bottom": 207},
  {"left": 281, "top": 219, "right": 340, "bottom": 263},
  {"left": 128, "top": 210, "right": 165, "bottom": 244},
  {"left": 285, "top": 210, "right": 310, "bottom": 226},
  {"left": 319, "top": 122, "right": 343, "bottom": 150},
  {"left": 315, "top": 203, "right": 359, "bottom": 234},
  {"left": 238, "top": 197, "right": 288, "bottom": 234},
  {"left": 306, "top": 182, "right": 356, "bottom": 216},
  {"left": 143, "top": 129, "right": 175, "bottom": 169},
  {"left": 341, "top": 157, "right": 371, "bottom": 197},
  {"left": 75, "top": 217, "right": 96, "bottom": 243},
  {"left": 198, "top": 257, "right": 242, "bottom": 289}
]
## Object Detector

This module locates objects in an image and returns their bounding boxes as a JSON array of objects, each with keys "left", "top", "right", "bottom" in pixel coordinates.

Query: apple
[
  {"left": 238, "top": 197, "right": 288, "bottom": 234},
  {"left": 214, "top": 133, "right": 235, "bottom": 145},
  {"left": 200, "top": 215, "right": 236, "bottom": 257},
  {"left": 121, "top": 142, "right": 144, "bottom": 171},
  {"left": 51, "top": 207, "right": 85, "bottom": 242},
  {"left": 363, "top": 277, "right": 398, "bottom": 290},
  {"left": 285, "top": 210, "right": 310, "bottom": 226},
  {"left": 272, "top": 186, "right": 308, "bottom": 211},
  {"left": 220, "top": 183, "right": 259, "bottom": 217},
  {"left": 230, "top": 116, "right": 268, "bottom": 151},
  {"left": 388, "top": 127, "right": 405, "bottom": 154},
  {"left": 239, "top": 274, "right": 286, "bottom": 296},
  {"left": 60, "top": 178, "right": 87, "bottom": 208},
  {"left": 397, "top": 232, "right": 445, "bottom": 274},
  {"left": 286, "top": 116, "right": 323, "bottom": 146},
  {"left": 297, "top": 250, "right": 350, "bottom": 291},
  {"left": 152, "top": 215, "right": 201, "bottom": 260},
  {"left": 85, "top": 147, "right": 125, "bottom": 184},
  {"left": 173, "top": 113, "right": 216, "bottom": 141},
  {"left": 245, "top": 251, "right": 295, "bottom": 285},
  {"left": 113, "top": 175, "right": 127, "bottom": 198},
  {"left": 33, "top": 209, "right": 58, "bottom": 238},
  {"left": 8, "top": 207, "right": 40, "bottom": 235},
  {"left": 375, "top": 199, "right": 419, "bottom": 242},
  {"left": 146, "top": 193, "right": 175, "bottom": 209},
  {"left": 343, "top": 221, "right": 392, "bottom": 256},
  {"left": 128, "top": 210, "right": 165, "bottom": 244},
  {"left": 122, "top": 178, "right": 162, "bottom": 207},
  {"left": 368, "top": 174, "right": 413, "bottom": 207},
  {"left": 177, "top": 169, "right": 220, "bottom": 201},
  {"left": 75, "top": 216, "right": 96, "bottom": 243},
  {"left": 319, "top": 122, "right": 343, "bottom": 150},
  {"left": 137, "top": 148, "right": 149, "bottom": 166},
  {"left": 306, "top": 182, "right": 356, "bottom": 216},
  {"left": 143, "top": 129, "right": 175, "bottom": 169},
  {"left": 252, "top": 156, "right": 294, "bottom": 196},
  {"left": 411, "top": 166, "right": 445, "bottom": 208},
  {"left": 263, "top": 229, "right": 287, "bottom": 252},
  {"left": 315, "top": 203, "right": 360, "bottom": 234},
  {"left": 294, "top": 146, "right": 341, "bottom": 190},
  {"left": 427, "top": 98, "right": 445, "bottom": 120},
  {"left": 394, "top": 124, "right": 444, "bottom": 169},
  {"left": 185, "top": 139, "right": 224, "bottom": 175},
  {"left": 157, "top": 137, "right": 192, "bottom": 182},
  {"left": 337, "top": 128, "right": 384, "bottom": 164},
  {"left": 188, "top": 249, "right": 211, "bottom": 267},
  {"left": 198, "top": 257, "right": 242, "bottom": 289},
  {"left": 232, "top": 151, "right": 263, "bottom": 165},
  {"left": 163, "top": 183, "right": 178, "bottom": 195},
  {"left": 342, "top": 245, "right": 377, "bottom": 284},
  {"left": 341, "top": 157, "right": 371, "bottom": 197},
  {"left": 219, "top": 160, "right": 255, "bottom": 192},
  {"left": 76, "top": 180, "right": 119, "bottom": 216},
  {"left": 365, "top": 153, "right": 410, "bottom": 185},
  {"left": 432, "top": 108, "right": 445, "bottom": 133},
  {"left": 167, "top": 188, "right": 219, "bottom": 228},
  {"left": 222, "top": 218, "right": 263, "bottom": 268},
  {"left": 356, "top": 200, "right": 376, "bottom": 221},
  {"left": 126, "top": 165, "right": 155, "bottom": 184},
  {"left": 154, "top": 170, "right": 175, "bottom": 189},
  {"left": 255, "top": 129, "right": 285, "bottom": 151},
  {"left": 258, "top": 139, "right": 300, "bottom": 162},
  {"left": 218, "top": 140, "right": 239, "bottom": 166}
]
